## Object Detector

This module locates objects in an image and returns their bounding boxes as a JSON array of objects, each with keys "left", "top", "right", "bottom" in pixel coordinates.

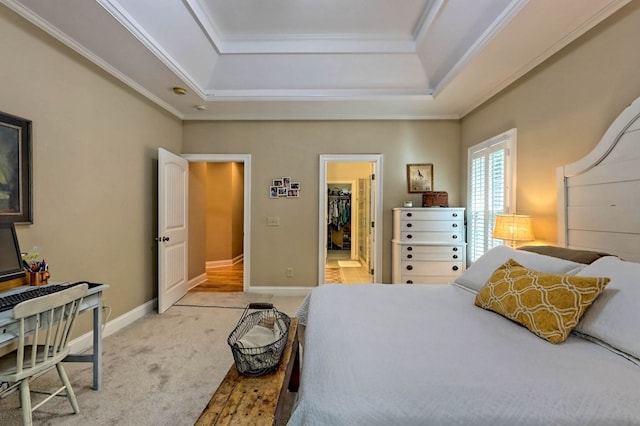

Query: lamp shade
[{"left": 492, "top": 214, "right": 535, "bottom": 242}]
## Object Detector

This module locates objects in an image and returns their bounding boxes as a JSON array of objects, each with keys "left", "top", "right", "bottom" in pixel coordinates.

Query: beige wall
[
  {"left": 0, "top": 6, "right": 182, "bottom": 334},
  {"left": 460, "top": 1, "right": 640, "bottom": 245},
  {"left": 188, "top": 163, "right": 207, "bottom": 277},
  {"left": 183, "top": 120, "right": 461, "bottom": 285},
  {"left": 188, "top": 162, "right": 244, "bottom": 279},
  {"left": 206, "top": 163, "right": 233, "bottom": 261},
  {"left": 206, "top": 163, "right": 244, "bottom": 262},
  {"left": 231, "top": 162, "right": 244, "bottom": 259}
]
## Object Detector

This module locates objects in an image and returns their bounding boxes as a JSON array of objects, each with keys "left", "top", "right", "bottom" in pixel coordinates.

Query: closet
[{"left": 327, "top": 184, "right": 351, "bottom": 250}]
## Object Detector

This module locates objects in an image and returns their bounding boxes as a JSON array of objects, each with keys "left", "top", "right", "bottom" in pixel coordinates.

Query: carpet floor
[{"left": 0, "top": 292, "right": 306, "bottom": 426}]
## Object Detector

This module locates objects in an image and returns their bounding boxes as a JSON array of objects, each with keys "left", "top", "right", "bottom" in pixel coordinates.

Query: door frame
[
  {"left": 181, "top": 153, "right": 251, "bottom": 292},
  {"left": 319, "top": 154, "right": 383, "bottom": 284}
]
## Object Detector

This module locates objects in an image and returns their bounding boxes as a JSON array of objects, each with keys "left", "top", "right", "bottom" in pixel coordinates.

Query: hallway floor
[
  {"left": 192, "top": 262, "right": 243, "bottom": 292},
  {"left": 326, "top": 250, "right": 372, "bottom": 284}
]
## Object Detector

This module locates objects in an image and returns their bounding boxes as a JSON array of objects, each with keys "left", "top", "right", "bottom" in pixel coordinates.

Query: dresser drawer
[
  {"left": 400, "top": 260, "right": 463, "bottom": 276},
  {"left": 397, "top": 209, "right": 463, "bottom": 221},
  {"left": 400, "top": 245, "right": 463, "bottom": 261},
  {"left": 398, "top": 275, "right": 459, "bottom": 285},
  {"left": 399, "top": 220, "right": 462, "bottom": 232},
  {"left": 400, "top": 231, "right": 463, "bottom": 243}
]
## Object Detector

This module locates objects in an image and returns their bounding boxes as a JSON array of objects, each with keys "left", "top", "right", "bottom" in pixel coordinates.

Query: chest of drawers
[{"left": 392, "top": 207, "right": 466, "bottom": 284}]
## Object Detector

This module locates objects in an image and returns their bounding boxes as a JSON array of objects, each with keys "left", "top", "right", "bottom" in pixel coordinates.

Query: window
[{"left": 467, "top": 129, "right": 516, "bottom": 263}]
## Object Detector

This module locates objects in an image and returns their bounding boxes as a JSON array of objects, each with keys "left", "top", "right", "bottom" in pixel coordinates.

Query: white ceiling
[{"left": 3, "top": 0, "right": 631, "bottom": 120}]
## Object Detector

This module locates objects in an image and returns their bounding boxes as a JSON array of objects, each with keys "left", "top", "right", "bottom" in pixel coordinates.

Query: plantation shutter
[{"left": 468, "top": 130, "right": 516, "bottom": 263}]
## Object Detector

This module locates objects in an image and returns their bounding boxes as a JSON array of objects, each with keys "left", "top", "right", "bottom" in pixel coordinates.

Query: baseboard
[
  {"left": 247, "top": 286, "right": 312, "bottom": 297},
  {"left": 206, "top": 254, "right": 244, "bottom": 269},
  {"left": 189, "top": 273, "right": 207, "bottom": 290},
  {"left": 69, "top": 299, "right": 156, "bottom": 354}
]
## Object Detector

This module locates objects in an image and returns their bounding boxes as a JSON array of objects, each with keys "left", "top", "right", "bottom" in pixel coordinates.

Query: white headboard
[{"left": 558, "top": 96, "right": 640, "bottom": 262}]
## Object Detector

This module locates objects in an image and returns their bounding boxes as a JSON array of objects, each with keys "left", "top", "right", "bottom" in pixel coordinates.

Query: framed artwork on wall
[
  {"left": 0, "top": 111, "right": 32, "bottom": 223},
  {"left": 407, "top": 163, "right": 433, "bottom": 193},
  {"left": 269, "top": 176, "right": 301, "bottom": 199}
]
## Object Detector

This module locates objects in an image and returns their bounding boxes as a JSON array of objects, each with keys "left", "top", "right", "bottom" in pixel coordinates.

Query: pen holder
[{"left": 28, "top": 271, "right": 50, "bottom": 286}]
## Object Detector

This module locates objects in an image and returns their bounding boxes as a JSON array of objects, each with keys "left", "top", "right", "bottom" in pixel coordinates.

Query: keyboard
[{"left": 0, "top": 281, "right": 101, "bottom": 313}]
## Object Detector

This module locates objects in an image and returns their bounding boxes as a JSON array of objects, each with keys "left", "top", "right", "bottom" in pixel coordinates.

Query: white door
[{"left": 157, "top": 148, "right": 189, "bottom": 313}]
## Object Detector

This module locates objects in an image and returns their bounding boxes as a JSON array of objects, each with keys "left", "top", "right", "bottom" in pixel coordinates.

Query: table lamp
[{"left": 492, "top": 214, "right": 535, "bottom": 248}]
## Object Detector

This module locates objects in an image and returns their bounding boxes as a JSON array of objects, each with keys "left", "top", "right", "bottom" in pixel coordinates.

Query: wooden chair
[{"left": 0, "top": 284, "right": 88, "bottom": 425}]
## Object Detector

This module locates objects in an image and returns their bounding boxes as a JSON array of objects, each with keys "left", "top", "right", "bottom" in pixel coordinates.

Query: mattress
[{"left": 289, "top": 283, "right": 640, "bottom": 425}]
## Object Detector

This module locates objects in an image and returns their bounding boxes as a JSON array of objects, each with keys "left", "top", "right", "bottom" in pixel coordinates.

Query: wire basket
[{"left": 227, "top": 303, "right": 291, "bottom": 376}]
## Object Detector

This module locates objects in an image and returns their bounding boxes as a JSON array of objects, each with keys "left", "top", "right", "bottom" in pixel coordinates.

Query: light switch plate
[{"left": 267, "top": 216, "right": 280, "bottom": 226}]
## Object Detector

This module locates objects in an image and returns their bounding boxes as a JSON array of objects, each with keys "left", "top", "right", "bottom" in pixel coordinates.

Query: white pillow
[
  {"left": 575, "top": 256, "right": 640, "bottom": 360},
  {"left": 454, "top": 245, "right": 584, "bottom": 293}
]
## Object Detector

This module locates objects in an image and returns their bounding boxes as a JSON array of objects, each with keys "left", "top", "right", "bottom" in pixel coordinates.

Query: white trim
[
  {"left": 98, "top": 0, "right": 207, "bottom": 99},
  {"left": 433, "top": 0, "right": 528, "bottom": 98},
  {"left": 68, "top": 299, "right": 155, "bottom": 355},
  {"left": 319, "top": 154, "right": 383, "bottom": 285},
  {"left": 207, "top": 259, "right": 232, "bottom": 268},
  {"left": 181, "top": 154, "right": 252, "bottom": 292},
  {"left": 188, "top": 272, "right": 208, "bottom": 291},
  {"left": 206, "top": 254, "right": 243, "bottom": 269}
]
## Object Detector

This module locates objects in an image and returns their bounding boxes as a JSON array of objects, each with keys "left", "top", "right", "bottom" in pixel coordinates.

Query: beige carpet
[{"left": 0, "top": 292, "right": 306, "bottom": 426}]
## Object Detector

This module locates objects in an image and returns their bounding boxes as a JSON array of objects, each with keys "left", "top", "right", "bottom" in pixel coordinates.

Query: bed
[{"left": 288, "top": 96, "right": 640, "bottom": 426}]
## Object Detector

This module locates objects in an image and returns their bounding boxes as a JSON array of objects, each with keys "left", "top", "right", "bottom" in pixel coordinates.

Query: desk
[{"left": 0, "top": 282, "right": 108, "bottom": 390}]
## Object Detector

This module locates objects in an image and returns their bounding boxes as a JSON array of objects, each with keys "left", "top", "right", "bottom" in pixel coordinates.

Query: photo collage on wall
[{"left": 270, "top": 176, "right": 300, "bottom": 198}]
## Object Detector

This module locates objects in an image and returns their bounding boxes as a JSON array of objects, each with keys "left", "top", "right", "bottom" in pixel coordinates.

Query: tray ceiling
[{"left": 3, "top": 0, "right": 631, "bottom": 120}]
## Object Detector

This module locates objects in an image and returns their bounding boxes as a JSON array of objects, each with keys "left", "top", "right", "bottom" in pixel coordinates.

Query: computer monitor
[{"left": 0, "top": 222, "right": 26, "bottom": 282}]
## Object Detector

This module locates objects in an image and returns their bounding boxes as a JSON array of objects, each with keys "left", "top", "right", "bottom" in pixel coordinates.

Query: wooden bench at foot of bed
[{"left": 195, "top": 318, "right": 300, "bottom": 426}]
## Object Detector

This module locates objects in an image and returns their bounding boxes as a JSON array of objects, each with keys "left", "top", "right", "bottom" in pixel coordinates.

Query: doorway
[
  {"left": 182, "top": 154, "right": 251, "bottom": 292},
  {"left": 319, "top": 154, "right": 383, "bottom": 285}
]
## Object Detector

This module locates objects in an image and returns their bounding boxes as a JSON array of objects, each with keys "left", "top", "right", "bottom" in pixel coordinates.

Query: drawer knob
[
  {"left": 406, "top": 265, "right": 413, "bottom": 271},
  {"left": 407, "top": 246, "right": 413, "bottom": 251},
  {"left": 452, "top": 213, "right": 458, "bottom": 217},
  {"left": 406, "top": 280, "right": 414, "bottom": 284},
  {"left": 453, "top": 254, "right": 458, "bottom": 259},
  {"left": 407, "top": 254, "right": 413, "bottom": 259},
  {"left": 452, "top": 266, "right": 459, "bottom": 271},
  {"left": 452, "top": 247, "right": 458, "bottom": 252},
  {"left": 407, "top": 234, "right": 413, "bottom": 239},
  {"left": 406, "top": 223, "right": 412, "bottom": 228},
  {"left": 452, "top": 223, "right": 458, "bottom": 228},
  {"left": 407, "top": 212, "right": 413, "bottom": 217},
  {"left": 452, "top": 235, "right": 458, "bottom": 239}
]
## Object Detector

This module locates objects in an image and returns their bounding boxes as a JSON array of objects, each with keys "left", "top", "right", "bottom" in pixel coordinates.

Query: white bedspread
[{"left": 288, "top": 284, "right": 640, "bottom": 426}]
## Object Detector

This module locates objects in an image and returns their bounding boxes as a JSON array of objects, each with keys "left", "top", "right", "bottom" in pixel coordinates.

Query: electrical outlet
[{"left": 286, "top": 267, "right": 293, "bottom": 278}]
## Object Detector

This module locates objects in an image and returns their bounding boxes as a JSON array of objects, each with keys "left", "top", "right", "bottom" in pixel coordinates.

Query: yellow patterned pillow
[{"left": 475, "top": 259, "right": 609, "bottom": 343}]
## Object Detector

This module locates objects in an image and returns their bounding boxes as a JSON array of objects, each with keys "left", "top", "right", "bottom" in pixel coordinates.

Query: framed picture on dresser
[{"left": 0, "top": 111, "right": 32, "bottom": 224}]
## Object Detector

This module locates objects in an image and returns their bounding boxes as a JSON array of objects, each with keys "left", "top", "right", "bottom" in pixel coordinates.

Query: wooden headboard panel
[{"left": 557, "top": 96, "right": 640, "bottom": 262}]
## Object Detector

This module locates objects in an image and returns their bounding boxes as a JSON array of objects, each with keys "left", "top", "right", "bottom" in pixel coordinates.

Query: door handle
[{"left": 155, "top": 236, "right": 170, "bottom": 242}]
